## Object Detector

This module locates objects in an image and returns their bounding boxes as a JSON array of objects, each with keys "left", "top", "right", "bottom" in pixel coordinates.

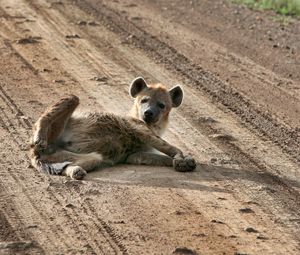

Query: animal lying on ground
[{"left": 29, "top": 77, "right": 197, "bottom": 179}]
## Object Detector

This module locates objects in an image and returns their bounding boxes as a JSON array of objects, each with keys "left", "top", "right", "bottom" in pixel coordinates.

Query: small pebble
[
  {"left": 77, "top": 20, "right": 87, "bottom": 25},
  {"left": 239, "top": 208, "right": 254, "bottom": 213},
  {"left": 172, "top": 247, "right": 198, "bottom": 255},
  {"left": 244, "top": 227, "right": 258, "bottom": 233},
  {"left": 53, "top": 79, "right": 65, "bottom": 84},
  {"left": 65, "top": 34, "right": 80, "bottom": 39},
  {"left": 210, "top": 158, "right": 217, "bottom": 163},
  {"left": 211, "top": 219, "right": 225, "bottom": 224},
  {"left": 65, "top": 203, "right": 75, "bottom": 208},
  {"left": 209, "top": 133, "right": 236, "bottom": 141},
  {"left": 257, "top": 234, "right": 269, "bottom": 240},
  {"left": 90, "top": 76, "right": 108, "bottom": 82},
  {"left": 16, "top": 36, "right": 41, "bottom": 44},
  {"left": 27, "top": 225, "right": 38, "bottom": 229}
]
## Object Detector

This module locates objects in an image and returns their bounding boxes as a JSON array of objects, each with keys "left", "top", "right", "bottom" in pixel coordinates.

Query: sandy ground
[{"left": 0, "top": 0, "right": 299, "bottom": 254}]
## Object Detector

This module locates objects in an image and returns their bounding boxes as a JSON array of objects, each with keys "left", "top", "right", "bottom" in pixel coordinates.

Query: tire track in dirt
[
  {"left": 84, "top": 200, "right": 129, "bottom": 255},
  {"left": 0, "top": 43, "right": 34, "bottom": 127},
  {"left": 0, "top": 93, "right": 27, "bottom": 148},
  {"left": 75, "top": 0, "right": 300, "bottom": 163},
  {"left": 0, "top": 180, "right": 45, "bottom": 255},
  {"left": 48, "top": 181, "right": 128, "bottom": 254}
]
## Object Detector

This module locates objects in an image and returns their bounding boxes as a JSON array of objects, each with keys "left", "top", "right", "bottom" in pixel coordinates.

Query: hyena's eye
[
  {"left": 158, "top": 102, "right": 165, "bottom": 109},
  {"left": 141, "top": 97, "right": 149, "bottom": 104}
]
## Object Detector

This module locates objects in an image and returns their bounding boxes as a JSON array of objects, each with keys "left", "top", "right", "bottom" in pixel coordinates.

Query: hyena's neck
[
  {"left": 150, "top": 122, "right": 168, "bottom": 137},
  {"left": 129, "top": 105, "right": 168, "bottom": 137}
]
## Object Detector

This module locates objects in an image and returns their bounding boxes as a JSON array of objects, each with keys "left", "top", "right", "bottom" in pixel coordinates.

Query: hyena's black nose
[{"left": 144, "top": 109, "right": 153, "bottom": 118}]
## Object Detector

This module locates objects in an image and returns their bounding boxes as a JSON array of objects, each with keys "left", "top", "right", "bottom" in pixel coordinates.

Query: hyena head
[{"left": 129, "top": 77, "right": 183, "bottom": 135}]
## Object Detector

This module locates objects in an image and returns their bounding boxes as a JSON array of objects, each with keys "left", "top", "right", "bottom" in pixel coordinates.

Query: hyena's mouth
[{"left": 143, "top": 116, "right": 158, "bottom": 125}]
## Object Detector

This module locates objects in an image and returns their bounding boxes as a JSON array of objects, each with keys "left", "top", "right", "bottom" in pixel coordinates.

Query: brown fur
[{"left": 29, "top": 78, "right": 196, "bottom": 179}]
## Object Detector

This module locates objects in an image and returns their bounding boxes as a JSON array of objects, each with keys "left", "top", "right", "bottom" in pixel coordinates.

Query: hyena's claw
[
  {"left": 173, "top": 155, "right": 196, "bottom": 172},
  {"left": 69, "top": 166, "right": 87, "bottom": 180}
]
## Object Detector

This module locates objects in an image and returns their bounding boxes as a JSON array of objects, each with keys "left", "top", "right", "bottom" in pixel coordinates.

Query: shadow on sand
[{"left": 84, "top": 162, "right": 299, "bottom": 193}]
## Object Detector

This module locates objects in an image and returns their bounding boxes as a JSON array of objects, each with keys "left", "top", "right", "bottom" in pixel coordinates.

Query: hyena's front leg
[
  {"left": 136, "top": 130, "right": 196, "bottom": 172},
  {"left": 32, "top": 95, "right": 79, "bottom": 150},
  {"left": 126, "top": 152, "right": 173, "bottom": 167}
]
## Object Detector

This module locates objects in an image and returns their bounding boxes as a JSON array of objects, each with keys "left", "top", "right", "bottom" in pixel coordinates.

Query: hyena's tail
[{"left": 29, "top": 147, "right": 71, "bottom": 175}]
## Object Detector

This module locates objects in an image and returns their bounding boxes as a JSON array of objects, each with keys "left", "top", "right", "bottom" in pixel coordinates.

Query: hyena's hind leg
[
  {"left": 63, "top": 152, "right": 114, "bottom": 179},
  {"left": 30, "top": 95, "right": 80, "bottom": 176},
  {"left": 39, "top": 150, "right": 107, "bottom": 180},
  {"left": 32, "top": 95, "right": 79, "bottom": 150}
]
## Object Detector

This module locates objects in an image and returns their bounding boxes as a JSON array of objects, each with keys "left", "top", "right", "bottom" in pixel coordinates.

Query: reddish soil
[{"left": 0, "top": 0, "right": 299, "bottom": 254}]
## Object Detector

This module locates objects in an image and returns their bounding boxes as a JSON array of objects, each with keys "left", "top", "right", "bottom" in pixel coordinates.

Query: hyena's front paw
[
  {"left": 68, "top": 166, "right": 87, "bottom": 180},
  {"left": 173, "top": 154, "right": 196, "bottom": 172}
]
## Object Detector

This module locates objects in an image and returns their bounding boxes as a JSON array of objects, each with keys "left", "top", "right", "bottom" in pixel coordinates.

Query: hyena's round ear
[
  {"left": 169, "top": 85, "right": 183, "bottom": 107},
  {"left": 129, "top": 77, "right": 148, "bottom": 98}
]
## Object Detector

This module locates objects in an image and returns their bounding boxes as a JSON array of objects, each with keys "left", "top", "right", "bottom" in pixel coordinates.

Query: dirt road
[{"left": 0, "top": 0, "right": 299, "bottom": 254}]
